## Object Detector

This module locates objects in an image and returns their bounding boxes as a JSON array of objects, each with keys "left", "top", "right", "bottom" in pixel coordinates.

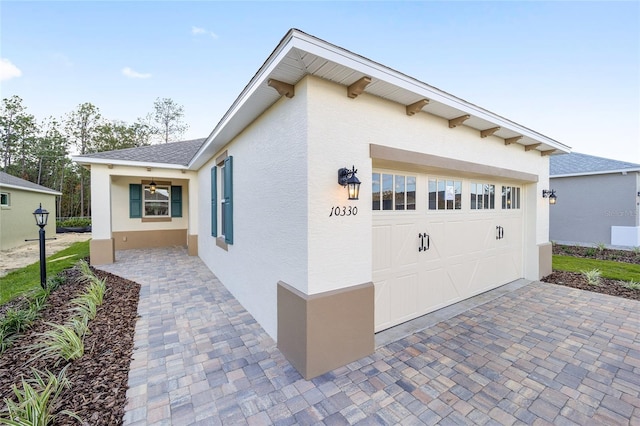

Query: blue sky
[{"left": 1, "top": 1, "right": 639, "bottom": 162}]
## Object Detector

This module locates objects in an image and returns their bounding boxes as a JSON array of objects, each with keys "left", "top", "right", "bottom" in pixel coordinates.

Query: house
[
  {"left": 550, "top": 152, "right": 640, "bottom": 247},
  {"left": 73, "top": 29, "right": 570, "bottom": 379},
  {"left": 0, "top": 171, "right": 61, "bottom": 250}
]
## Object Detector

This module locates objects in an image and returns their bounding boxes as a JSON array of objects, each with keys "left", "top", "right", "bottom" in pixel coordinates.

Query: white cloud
[
  {"left": 0, "top": 58, "right": 22, "bottom": 81},
  {"left": 191, "top": 26, "right": 218, "bottom": 39},
  {"left": 122, "top": 67, "right": 151, "bottom": 79}
]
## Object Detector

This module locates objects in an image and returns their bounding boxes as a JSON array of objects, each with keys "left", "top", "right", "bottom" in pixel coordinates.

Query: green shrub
[
  {"left": 633, "top": 246, "right": 640, "bottom": 256},
  {"left": 596, "top": 242, "right": 606, "bottom": 253},
  {"left": 68, "top": 296, "right": 97, "bottom": 323},
  {"left": 29, "top": 323, "right": 84, "bottom": 366},
  {"left": 582, "top": 269, "right": 602, "bottom": 286},
  {"left": 0, "top": 366, "right": 81, "bottom": 425},
  {"left": 585, "top": 248, "right": 596, "bottom": 257},
  {"left": 623, "top": 280, "right": 640, "bottom": 290},
  {"left": 55, "top": 218, "right": 91, "bottom": 228}
]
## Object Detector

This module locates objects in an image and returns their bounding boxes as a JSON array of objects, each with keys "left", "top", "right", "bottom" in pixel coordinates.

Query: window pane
[
  {"left": 488, "top": 185, "right": 495, "bottom": 209},
  {"left": 395, "top": 175, "right": 405, "bottom": 210},
  {"left": 382, "top": 174, "right": 393, "bottom": 210},
  {"left": 438, "top": 180, "right": 445, "bottom": 210},
  {"left": 406, "top": 176, "right": 416, "bottom": 210},
  {"left": 428, "top": 179, "right": 436, "bottom": 210},
  {"left": 145, "top": 188, "right": 169, "bottom": 201},
  {"left": 470, "top": 184, "right": 477, "bottom": 209},
  {"left": 454, "top": 181, "right": 462, "bottom": 209},
  {"left": 372, "top": 173, "right": 380, "bottom": 210},
  {"left": 516, "top": 187, "right": 521, "bottom": 209},
  {"left": 145, "top": 202, "right": 169, "bottom": 216}
]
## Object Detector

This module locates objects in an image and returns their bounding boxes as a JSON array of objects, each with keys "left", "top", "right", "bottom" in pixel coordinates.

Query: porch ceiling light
[
  {"left": 338, "top": 166, "right": 361, "bottom": 200},
  {"left": 149, "top": 179, "right": 157, "bottom": 194},
  {"left": 542, "top": 189, "right": 557, "bottom": 205}
]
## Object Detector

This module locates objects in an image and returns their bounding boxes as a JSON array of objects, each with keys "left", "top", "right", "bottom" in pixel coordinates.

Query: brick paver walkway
[{"left": 97, "top": 247, "right": 640, "bottom": 425}]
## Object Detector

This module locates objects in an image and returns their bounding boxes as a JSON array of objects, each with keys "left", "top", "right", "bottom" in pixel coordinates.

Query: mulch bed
[
  {"left": 553, "top": 243, "right": 640, "bottom": 264},
  {"left": 542, "top": 270, "right": 640, "bottom": 301},
  {"left": 0, "top": 266, "right": 140, "bottom": 425}
]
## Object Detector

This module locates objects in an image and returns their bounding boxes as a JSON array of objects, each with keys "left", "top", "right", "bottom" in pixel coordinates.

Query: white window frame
[
  {"left": 143, "top": 185, "right": 171, "bottom": 217},
  {"left": 470, "top": 183, "right": 496, "bottom": 210},
  {"left": 502, "top": 185, "right": 521, "bottom": 210},
  {"left": 0, "top": 192, "right": 9, "bottom": 207},
  {"left": 428, "top": 178, "right": 462, "bottom": 211}
]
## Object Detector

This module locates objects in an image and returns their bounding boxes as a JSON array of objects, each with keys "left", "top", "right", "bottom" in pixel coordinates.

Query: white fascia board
[
  {"left": 291, "top": 32, "right": 570, "bottom": 152},
  {"left": 551, "top": 168, "right": 640, "bottom": 178},
  {"left": 0, "top": 183, "right": 61, "bottom": 196},
  {"left": 72, "top": 156, "right": 186, "bottom": 170}
]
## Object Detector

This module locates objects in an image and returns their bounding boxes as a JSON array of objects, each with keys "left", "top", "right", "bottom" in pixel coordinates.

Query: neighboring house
[
  {"left": 74, "top": 29, "right": 570, "bottom": 379},
  {"left": 550, "top": 152, "right": 640, "bottom": 247},
  {"left": 0, "top": 171, "right": 61, "bottom": 250}
]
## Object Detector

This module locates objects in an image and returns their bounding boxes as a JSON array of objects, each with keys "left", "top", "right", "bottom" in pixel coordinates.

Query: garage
[{"left": 373, "top": 168, "right": 524, "bottom": 332}]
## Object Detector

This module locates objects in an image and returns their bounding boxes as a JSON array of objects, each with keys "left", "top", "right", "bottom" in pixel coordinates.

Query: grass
[
  {"left": 0, "top": 241, "right": 90, "bottom": 306},
  {"left": 553, "top": 255, "right": 640, "bottom": 282}
]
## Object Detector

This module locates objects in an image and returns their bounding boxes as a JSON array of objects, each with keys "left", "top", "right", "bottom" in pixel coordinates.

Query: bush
[
  {"left": 55, "top": 218, "right": 91, "bottom": 228},
  {"left": 582, "top": 269, "right": 602, "bottom": 286}
]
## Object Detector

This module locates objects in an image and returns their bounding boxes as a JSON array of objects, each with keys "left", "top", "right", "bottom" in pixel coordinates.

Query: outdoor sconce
[
  {"left": 542, "top": 189, "right": 557, "bottom": 205},
  {"left": 338, "top": 166, "right": 361, "bottom": 200},
  {"left": 149, "top": 179, "right": 157, "bottom": 195},
  {"left": 33, "top": 204, "right": 50, "bottom": 289}
]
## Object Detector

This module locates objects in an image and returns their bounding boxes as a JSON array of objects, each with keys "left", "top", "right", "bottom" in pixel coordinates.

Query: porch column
[{"left": 90, "top": 169, "right": 115, "bottom": 265}]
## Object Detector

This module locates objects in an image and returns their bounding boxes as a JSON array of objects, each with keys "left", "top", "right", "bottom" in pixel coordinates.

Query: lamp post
[{"left": 33, "top": 204, "right": 50, "bottom": 289}]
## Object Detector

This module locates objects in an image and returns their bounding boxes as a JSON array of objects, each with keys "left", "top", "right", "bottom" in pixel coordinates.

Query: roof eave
[
  {"left": 551, "top": 168, "right": 640, "bottom": 178},
  {"left": 72, "top": 156, "right": 189, "bottom": 171},
  {"left": 189, "top": 29, "right": 570, "bottom": 170},
  {"left": 0, "top": 183, "right": 62, "bottom": 196}
]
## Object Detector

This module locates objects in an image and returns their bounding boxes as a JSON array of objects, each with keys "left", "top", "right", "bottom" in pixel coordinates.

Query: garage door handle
[
  {"left": 496, "top": 226, "right": 504, "bottom": 240},
  {"left": 418, "top": 233, "right": 429, "bottom": 252}
]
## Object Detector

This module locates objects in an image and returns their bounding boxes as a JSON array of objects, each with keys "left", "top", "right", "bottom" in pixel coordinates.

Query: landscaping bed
[
  {"left": 0, "top": 266, "right": 140, "bottom": 425},
  {"left": 543, "top": 244, "right": 640, "bottom": 302}
]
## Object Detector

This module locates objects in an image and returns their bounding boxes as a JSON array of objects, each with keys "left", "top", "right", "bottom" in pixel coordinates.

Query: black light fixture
[
  {"left": 149, "top": 179, "right": 157, "bottom": 195},
  {"left": 338, "top": 166, "right": 361, "bottom": 200},
  {"left": 32, "top": 204, "right": 50, "bottom": 289},
  {"left": 542, "top": 189, "right": 557, "bottom": 205}
]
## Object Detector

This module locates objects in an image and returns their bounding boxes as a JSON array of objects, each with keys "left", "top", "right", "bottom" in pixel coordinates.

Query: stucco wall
[
  {"left": 197, "top": 75, "right": 551, "bottom": 339},
  {"left": 550, "top": 173, "right": 639, "bottom": 245},
  {"left": 198, "top": 78, "right": 309, "bottom": 340},
  {"left": 0, "top": 188, "right": 57, "bottom": 250},
  {"left": 305, "top": 76, "right": 549, "bottom": 286}
]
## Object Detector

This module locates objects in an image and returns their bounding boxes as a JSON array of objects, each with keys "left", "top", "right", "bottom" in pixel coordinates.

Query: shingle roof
[
  {"left": 0, "top": 171, "right": 61, "bottom": 195},
  {"left": 76, "top": 138, "right": 207, "bottom": 166},
  {"left": 550, "top": 152, "right": 640, "bottom": 177}
]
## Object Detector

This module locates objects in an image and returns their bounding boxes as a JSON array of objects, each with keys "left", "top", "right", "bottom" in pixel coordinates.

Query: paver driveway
[{"left": 97, "top": 247, "right": 640, "bottom": 425}]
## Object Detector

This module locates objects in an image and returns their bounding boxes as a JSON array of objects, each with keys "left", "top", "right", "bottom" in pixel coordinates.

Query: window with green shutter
[{"left": 222, "top": 156, "right": 233, "bottom": 244}]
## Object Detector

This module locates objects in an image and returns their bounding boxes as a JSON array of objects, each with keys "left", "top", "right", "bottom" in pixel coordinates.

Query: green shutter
[
  {"left": 211, "top": 166, "right": 217, "bottom": 237},
  {"left": 171, "top": 186, "right": 182, "bottom": 217},
  {"left": 129, "top": 184, "right": 142, "bottom": 218},
  {"left": 224, "top": 156, "right": 233, "bottom": 244}
]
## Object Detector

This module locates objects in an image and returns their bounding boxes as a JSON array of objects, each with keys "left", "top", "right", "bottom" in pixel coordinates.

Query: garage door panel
[
  {"left": 420, "top": 268, "right": 460, "bottom": 309},
  {"left": 373, "top": 225, "right": 392, "bottom": 273},
  {"left": 389, "top": 273, "right": 419, "bottom": 322},
  {"left": 392, "top": 223, "right": 420, "bottom": 268},
  {"left": 374, "top": 278, "right": 391, "bottom": 331}
]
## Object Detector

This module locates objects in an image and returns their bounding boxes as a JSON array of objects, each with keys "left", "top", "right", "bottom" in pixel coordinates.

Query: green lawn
[
  {"left": 0, "top": 240, "right": 90, "bottom": 305},
  {"left": 553, "top": 255, "right": 640, "bottom": 282}
]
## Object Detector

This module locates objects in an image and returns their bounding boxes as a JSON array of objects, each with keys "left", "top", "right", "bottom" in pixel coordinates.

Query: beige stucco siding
[{"left": 0, "top": 189, "right": 57, "bottom": 250}]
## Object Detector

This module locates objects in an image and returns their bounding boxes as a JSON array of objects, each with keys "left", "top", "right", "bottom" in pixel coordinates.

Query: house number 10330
[{"left": 329, "top": 206, "right": 358, "bottom": 217}]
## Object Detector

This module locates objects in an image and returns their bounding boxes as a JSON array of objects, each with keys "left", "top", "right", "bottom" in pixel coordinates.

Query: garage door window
[
  {"left": 471, "top": 183, "right": 495, "bottom": 210},
  {"left": 502, "top": 186, "right": 521, "bottom": 209},
  {"left": 373, "top": 173, "right": 416, "bottom": 210},
  {"left": 428, "top": 179, "right": 461, "bottom": 210}
]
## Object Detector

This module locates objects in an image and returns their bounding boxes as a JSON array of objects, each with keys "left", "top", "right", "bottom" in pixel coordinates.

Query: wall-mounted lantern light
[
  {"left": 542, "top": 189, "right": 557, "bottom": 205},
  {"left": 338, "top": 166, "right": 361, "bottom": 200},
  {"left": 149, "top": 179, "right": 157, "bottom": 195}
]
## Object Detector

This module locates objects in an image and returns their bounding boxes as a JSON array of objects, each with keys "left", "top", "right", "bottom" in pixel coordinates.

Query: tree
[
  {"left": 151, "top": 97, "right": 189, "bottom": 143},
  {"left": 65, "top": 103, "right": 103, "bottom": 217},
  {"left": 94, "top": 120, "right": 151, "bottom": 152},
  {"left": 0, "top": 96, "right": 39, "bottom": 177}
]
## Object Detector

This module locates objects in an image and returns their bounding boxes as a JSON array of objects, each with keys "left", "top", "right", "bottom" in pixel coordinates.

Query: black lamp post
[{"left": 33, "top": 204, "right": 50, "bottom": 289}]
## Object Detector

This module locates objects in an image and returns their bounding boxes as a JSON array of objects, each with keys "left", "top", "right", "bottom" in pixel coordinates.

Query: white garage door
[{"left": 373, "top": 170, "right": 524, "bottom": 332}]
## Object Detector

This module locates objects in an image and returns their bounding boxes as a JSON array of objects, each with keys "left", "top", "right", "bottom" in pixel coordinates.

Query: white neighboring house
[
  {"left": 74, "top": 29, "right": 570, "bottom": 379},
  {"left": 0, "top": 171, "right": 61, "bottom": 250},
  {"left": 550, "top": 152, "right": 640, "bottom": 247}
]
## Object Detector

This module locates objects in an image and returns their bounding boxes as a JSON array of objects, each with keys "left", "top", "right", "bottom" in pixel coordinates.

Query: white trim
[
  {"left": 0, "top": 184, "right": 61, "bottom": 196},
  {"left": 551, "top": 168, "right": 640, "bottom": 178},
  {"left": 72, "top": 156, "right": 187, "bottom": 170}
]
